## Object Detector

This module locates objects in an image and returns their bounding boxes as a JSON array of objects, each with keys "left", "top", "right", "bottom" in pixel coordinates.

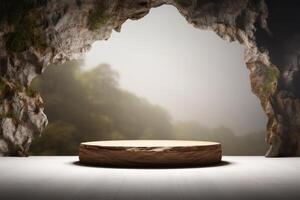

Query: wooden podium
[{"left": 79, "top": 140, "right": 222, "bottom": 167}]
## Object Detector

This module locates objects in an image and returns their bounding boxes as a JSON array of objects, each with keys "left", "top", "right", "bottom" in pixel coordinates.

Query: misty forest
[{"left": 30, "top": 61, "right": 267, "bottom": 156}]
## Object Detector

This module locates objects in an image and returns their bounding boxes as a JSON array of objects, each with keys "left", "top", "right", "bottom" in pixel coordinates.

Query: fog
[{"left": 84, "top": 5, "right": 267, "bottom": 135}]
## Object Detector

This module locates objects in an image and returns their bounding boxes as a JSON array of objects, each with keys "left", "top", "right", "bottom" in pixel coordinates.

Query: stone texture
[
  {"left": 79, "top": 140, "right": 222, "bottom": 167},
  {"left": 0, "top": 0, "right": 299, "bottom": 156}
]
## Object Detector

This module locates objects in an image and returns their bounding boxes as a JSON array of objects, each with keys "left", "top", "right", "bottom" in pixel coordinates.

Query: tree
[{"left": 30, "top": 61, "right": 173, "bottom": 155}]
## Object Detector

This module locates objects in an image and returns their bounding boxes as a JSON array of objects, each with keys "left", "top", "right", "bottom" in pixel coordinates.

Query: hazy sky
[{"left": 83, "top": 5, "right": 267, "bottom": 135}]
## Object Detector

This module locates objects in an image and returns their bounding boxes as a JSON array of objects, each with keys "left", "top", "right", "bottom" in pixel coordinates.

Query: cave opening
[{"left": 30, "top": 5, "right": 267, "bottom": 156}]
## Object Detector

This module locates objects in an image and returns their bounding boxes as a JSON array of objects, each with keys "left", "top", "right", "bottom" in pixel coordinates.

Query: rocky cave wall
[{"left": 0, "top": 0, "right": 299, "bottom": 156}]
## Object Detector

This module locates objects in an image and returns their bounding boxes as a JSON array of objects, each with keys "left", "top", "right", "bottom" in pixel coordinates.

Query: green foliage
[
  {"left": 262, "top": 67, "right": 280, "bottom": 95},
  {"left": 5, "top": 14, "right": 47, "bottom": 52},
  {"left": 30, "top": 61, "right": 173, "bottom": 155},
  {"left": 2, "top": 0, "right": 48, "bottom": 52},
  {"left": 30, "top": 121, "right": 78, "bottom": 155},
  {"left": 88, "top": 4, "right": 109, "bottom": 30}
]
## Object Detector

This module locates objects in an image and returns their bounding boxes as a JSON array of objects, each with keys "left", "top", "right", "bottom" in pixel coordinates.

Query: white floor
[{"left": 0, "top": 156, "right": 299, "bottom": 200}]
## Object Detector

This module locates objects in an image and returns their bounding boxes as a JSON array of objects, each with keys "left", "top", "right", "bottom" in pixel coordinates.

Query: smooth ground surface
[{"left": 0, "top": 156, "right": 299, "bottom": 200}]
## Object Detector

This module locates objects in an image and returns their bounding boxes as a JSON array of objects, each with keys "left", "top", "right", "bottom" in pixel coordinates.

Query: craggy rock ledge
[{"left": 0, "top": 0, "right": 299, "bottom": 156}]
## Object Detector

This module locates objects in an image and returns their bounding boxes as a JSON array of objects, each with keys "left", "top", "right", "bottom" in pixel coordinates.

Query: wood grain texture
[{"left": 79, "top": 140, "right": 222, "bottom": 167}]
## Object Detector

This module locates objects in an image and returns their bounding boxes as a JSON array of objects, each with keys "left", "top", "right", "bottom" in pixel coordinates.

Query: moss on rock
[
  {"left": 88, "top": 4, "right": 109, "bottom": 30},
  {"left": 262, "top": 66, "right": 280, "bottom": 96},
  {"left": 25, "top": 86, "right": 38, "bottom": 97},
  {"left": 3, "top": 1, "right": 48, "bottom": 52},
  {"left": 0, "top": 78, "right": 8, "bottom": 100}
]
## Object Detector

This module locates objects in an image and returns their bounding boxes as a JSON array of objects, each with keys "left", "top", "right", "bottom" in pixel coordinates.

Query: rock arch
[{"left": 0, "top": 0, "right": 299, "bottom": 156}]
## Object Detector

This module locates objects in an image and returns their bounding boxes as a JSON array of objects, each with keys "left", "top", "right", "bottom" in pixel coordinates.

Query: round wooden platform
[{"left": 79, "top": 140, "right": 222, "bottom": 167}]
